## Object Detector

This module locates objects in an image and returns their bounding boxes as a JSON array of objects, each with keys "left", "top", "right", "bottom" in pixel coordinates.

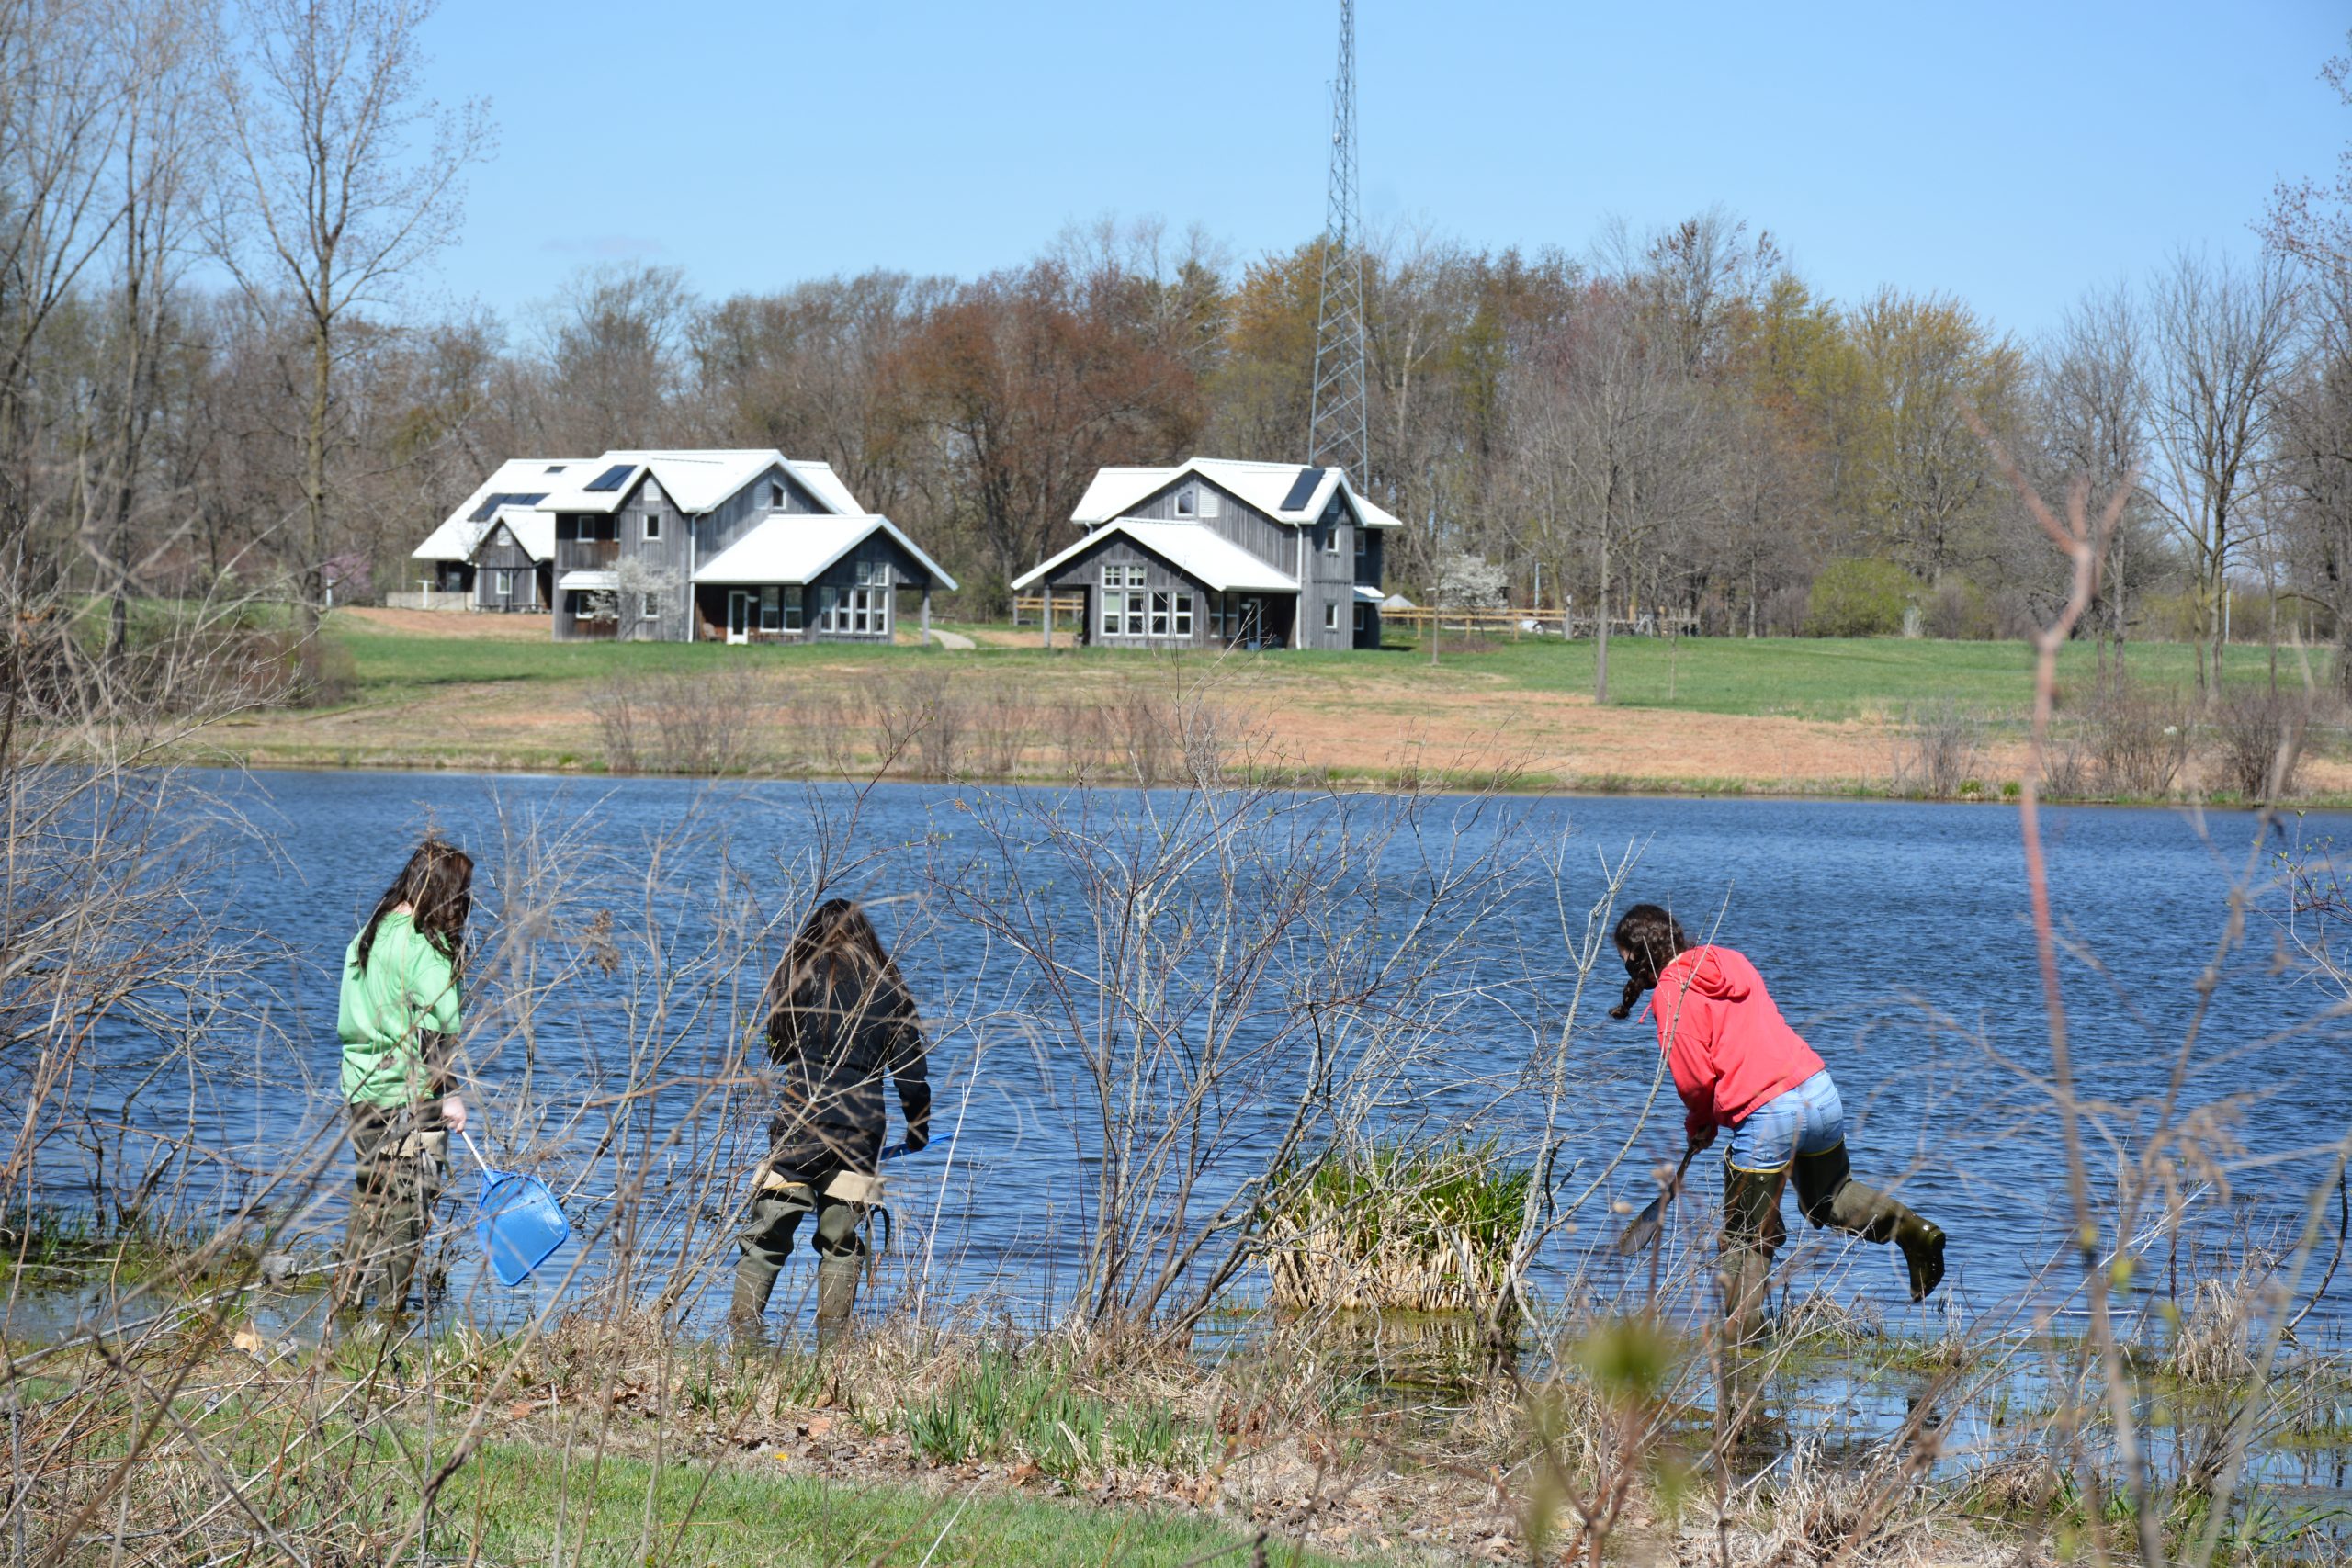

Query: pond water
[{"left": 13, "top": 769, "right": 2348, "bottom": 1350}]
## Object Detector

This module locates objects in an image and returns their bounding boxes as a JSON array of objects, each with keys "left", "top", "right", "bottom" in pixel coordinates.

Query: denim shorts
[{"left": 1724, "top": 1071, "right": 1845, "bottom": 1173}]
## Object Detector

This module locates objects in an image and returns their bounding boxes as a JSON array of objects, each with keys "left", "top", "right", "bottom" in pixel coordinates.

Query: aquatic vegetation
[{"left": 1257, "top": 1141, "right": 1532, "bottom": 1314}]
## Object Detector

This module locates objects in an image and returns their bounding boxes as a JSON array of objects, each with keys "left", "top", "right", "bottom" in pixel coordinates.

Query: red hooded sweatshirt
[{"left": 1646, "top": 946, "right": 1826, "bottom": 1142}]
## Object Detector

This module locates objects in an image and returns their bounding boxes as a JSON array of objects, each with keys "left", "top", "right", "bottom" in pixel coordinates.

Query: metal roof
[
  {"left": 557, "top": 570, "right": 617, "bottom": 592},
  {"left": 693, "top": 513, "right": 958, "bottom": 591},
  {"left": 1069, "top": 457, "right": 1403, "bottom": 530},
  {"left": 1012, "top": 519, "right": 1300, "bottom": 594},
  {"left": 413, "top": 457, "right": 592, "bottom": 560},
  {"left": 532, "top": 449, "right": 868, "bottom": 517}
]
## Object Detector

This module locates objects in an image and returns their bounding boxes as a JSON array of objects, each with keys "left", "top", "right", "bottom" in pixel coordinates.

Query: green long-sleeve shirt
[{"left": 337, "top": 911, "right": 462, "bottom": 1108}]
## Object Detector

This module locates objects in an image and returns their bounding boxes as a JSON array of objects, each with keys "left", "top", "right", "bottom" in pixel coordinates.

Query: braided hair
[{"left": 1608, "top": 903, "right": 1690, "bottom": 1020}]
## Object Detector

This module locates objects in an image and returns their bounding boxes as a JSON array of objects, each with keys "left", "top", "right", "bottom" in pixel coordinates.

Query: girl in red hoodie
[{"left": 1611, "top": 903, "right": 1945, "bottom": 1336}]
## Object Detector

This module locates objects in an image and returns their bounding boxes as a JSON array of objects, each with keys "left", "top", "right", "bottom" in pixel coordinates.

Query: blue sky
[{"left": 413, "top": 0, "right": 2346, "bottom": 342}]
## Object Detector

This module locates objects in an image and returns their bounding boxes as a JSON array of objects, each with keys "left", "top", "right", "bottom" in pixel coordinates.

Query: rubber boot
[
  {"left": 1796, "top": 1150, "right": 1946, "bottom": 1303},
  {"left": 729, "top": 1256, "right": 780, "bottom": 1345},
  {"left": 1716, "top": 1166, "right": 1784, "bottom": 1347},
  {"left": 813, "top": 1255, "right": 861, "bottom": 1349}
]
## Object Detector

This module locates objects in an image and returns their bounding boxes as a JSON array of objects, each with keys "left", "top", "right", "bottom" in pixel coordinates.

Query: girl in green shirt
[{"left": 334, "top": 837, "right": 474, "bottom": 1315}]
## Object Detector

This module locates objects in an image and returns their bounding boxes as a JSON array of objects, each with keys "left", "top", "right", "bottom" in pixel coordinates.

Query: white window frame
[
  {"left": 1150, "top": 592, "right": 1170, "bottom": 637},
  {"left": 1174, "top": 487, "right": 1196, "bottom": 517},
  {"left": 760, "top": 587, "right": 780, "bottom": 632},
  {"left": 1324, "top": 524, "right": 1340, "bottom": 555},
  {"left": 1174, "top": 594, "right": 1193, "bottom": 637},
  {"left": 640, "top": 592, "right": 661, "bottom": 618},
  {"left": 1324, "top": 602, "right": 1340, "bottom": 631},
  {"left": 1101, "top": 590, "right": 1121, "bottom": 637},
  {"left": 769, "top": 480, "right": 785, "bottom": 508},
  {"left": 495, "top": 569, "right": 514, "bottom": 597},
  {"left": 644, "top": 510, "right": 662, "bottom": 541}
]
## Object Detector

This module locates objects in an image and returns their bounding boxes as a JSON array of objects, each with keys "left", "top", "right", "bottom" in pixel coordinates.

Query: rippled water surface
[{"left": 27, "top": 770, "right": 2349, "bottom": 1340}]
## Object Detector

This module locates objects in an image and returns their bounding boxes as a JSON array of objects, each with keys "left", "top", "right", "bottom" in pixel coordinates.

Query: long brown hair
[
  {"left": 353, "top": 838, "right": 474, "bottom": 975},
  {"left": 1609, "top": 902, "right": 1690, "bottom": 1020},
  {"left": 765, "top": 898, "right": 907, "bottom": 1049}
]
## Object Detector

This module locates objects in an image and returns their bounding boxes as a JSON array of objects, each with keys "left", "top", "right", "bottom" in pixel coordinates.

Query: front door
[{"left": 728, "top": 590, "right": 754, "bottom": 645}]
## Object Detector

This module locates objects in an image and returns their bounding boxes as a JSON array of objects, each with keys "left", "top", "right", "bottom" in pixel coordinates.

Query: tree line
[{"left": 6, "top": 1, "right": 2349, "bottom": 694}]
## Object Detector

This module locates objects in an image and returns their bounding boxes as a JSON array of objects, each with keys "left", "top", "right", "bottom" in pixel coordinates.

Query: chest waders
[{"left": 730, "top": 1165, "right": 894, "bottom": 1350}]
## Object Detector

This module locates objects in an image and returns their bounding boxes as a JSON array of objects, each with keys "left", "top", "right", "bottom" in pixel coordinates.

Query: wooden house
[
  {"left": 527, "top": 449, "right": 958, "bottom": 643},
  {"left": 408, "top": 457, "right": 582, "bottom": 608},
  {"left": 1011, "top": 458, "right": 1398, "bottom": 650}
]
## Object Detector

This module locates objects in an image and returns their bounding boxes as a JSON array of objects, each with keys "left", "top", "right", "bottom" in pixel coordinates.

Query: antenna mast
[{"left": 1307, "top": 0, "right": 1368, "bottom": 482}]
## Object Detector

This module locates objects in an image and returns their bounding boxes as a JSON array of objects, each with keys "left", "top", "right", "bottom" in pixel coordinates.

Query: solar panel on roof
[
  {"left": 1279, "top": 467, "right": 1323, "bottom": 513},
  {"left": 583, "top": 463, "right": 636, "bottom": 492},
  {"left": 468, "top": 491, "right": 551, "bottom": 522},
  {"left": 545, "top": 464, "right": 567, "bottom": 474}
]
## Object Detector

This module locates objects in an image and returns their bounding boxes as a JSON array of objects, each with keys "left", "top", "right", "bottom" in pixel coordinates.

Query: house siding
[
  {"left": 1040, "top": 536, "right": 1259, "bottom": 649},
  {"left": 472, "top": 525, "right": 541, "bottom": 612},
  {"left": 1125, "top": 476, "right": 1290, "bottom": 565}
]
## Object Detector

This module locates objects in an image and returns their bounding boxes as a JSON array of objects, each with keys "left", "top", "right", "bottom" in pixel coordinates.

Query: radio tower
[{"left": 1306, "top": 0, "right": 1368, "bottom": 483}]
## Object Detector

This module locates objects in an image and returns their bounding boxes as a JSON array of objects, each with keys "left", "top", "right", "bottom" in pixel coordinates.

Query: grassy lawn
[
  {"left": 455, "top": 1439, "right": 1348, "bottom": 1567},
  {"left": 1317, "top": 636, "right": 2267, "bottom": 720},
  {"left": 321, "top": 610, "right": 2285, "bottom": 722}
]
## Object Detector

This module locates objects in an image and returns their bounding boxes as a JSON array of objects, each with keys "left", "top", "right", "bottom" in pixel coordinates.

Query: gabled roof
[
  {"left": 1012, "top": 519, "right": 1300, "bottom": 594},
  {"left": 693, "top": 513, "right": 958, "bottom": 591},
  {"left": 533, "top": 449, "right": 865, "bottom": 517},
  {"left": 472, "top": 508, "right": 553, "bottom": 562},
  {"left": 1070, "top": 457, "right": 1403, "bottom": 530},
  {"left": 413, "top": 457, "right": 590, "bottom": 560}
]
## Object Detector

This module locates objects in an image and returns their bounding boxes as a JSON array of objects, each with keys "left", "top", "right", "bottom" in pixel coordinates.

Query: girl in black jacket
[{"left": 730, "top": 898, "right": 931, "bottom": 1344}]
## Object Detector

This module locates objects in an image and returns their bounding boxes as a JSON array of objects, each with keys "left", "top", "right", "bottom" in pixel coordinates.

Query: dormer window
[
  {"left": 1175, "top": 487, "right": 1196, "bottom": 518},
  {"left": 770, "top": 480, "right": 785, "bottom": 508}
]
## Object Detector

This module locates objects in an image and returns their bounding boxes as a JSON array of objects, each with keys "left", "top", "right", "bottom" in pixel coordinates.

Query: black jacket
[{"left": 759, "top": 956, "right": 930, "bottom": 1177}]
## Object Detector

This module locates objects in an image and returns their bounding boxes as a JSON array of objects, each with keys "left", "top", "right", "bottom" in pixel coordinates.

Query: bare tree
[
  {"left": 2035, "top": 282, "right": 2152, "bottom": 660},
  {"left": 2145, "top": 251, "right": 2301, "bottom": 691},
  {"left": 0, "top": 0, "right": 133, "bottom": 588},
  {"left": 2274, "top": 270, "right": 2352, "bottom": 695},
  {"left": 1527, "top": 289, "right": 1713, "bottom": 701},
  {"left": 539, "top": 261, "right": 692, "bottom": 452},
  {"left": 206, "top": 0, "right": 491, "bottom": 629},
  {"left": 80, "top": 0, "right": 214, "bottom": 668}
]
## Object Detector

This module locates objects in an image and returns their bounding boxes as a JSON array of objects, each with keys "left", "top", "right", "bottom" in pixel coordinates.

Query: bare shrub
[
  {"left": 586, "top": 676, "right": 642, "bottom": 773},
  {"left": 1890, "top": 699, "right": 1982, "bottom": 799},
  {"left": 2042, "top": 726, "right": 2092, "bottom": 799},
  {"left": 967, "top": 687, "right": 1032, "bottom": 779},
  {"left": 591, "top": 668, "right": 772, "bottom": 775},
  {"left": 2210, "top": 685, "right": 2308, "bottom": 801},
  {"left": 2172, "top": 1270, "right": 2261, "bottom": 1385},
  {"left": 650, "top": 666, "right": 770, "bottom": 774},
  {"left": 2077, "top": 673, "right": 2191, "bottom": 798},
  {"left": 1055, "top": 698, "right": 1116, "bottom": 782}
]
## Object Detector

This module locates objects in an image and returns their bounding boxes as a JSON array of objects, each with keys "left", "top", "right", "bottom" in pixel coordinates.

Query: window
[
  {"left": 760, "top": 587, "right": 780, "bottom": 632},
  {"left": 641, "top": 592, "right": 661, "bottom": 618},
  {"left": 821, "top": 586, "right": 888, "bottom": 636},
  {"left": 1355, "top": 528, "right": 1368, "bottom": 560},
  {"left": 1324, "top": 525, "right": 1340, "bottom": 555},
  {"left": 1324, "top": 603, "right": 1340, "bottom": 631},
  {"left": 769, "top": 480, "right": 785, "bottom": 508},
  {"left": 1150, "top": 592, "right": 1170, "bottom": 637},
  {"left": 1175, "top": 486, "right": 1195, "bottom": 517},
  {"left": 1354, "top": 604, "right": 1367, "bottom": 634},
  {"left": 783, "top": 587, "right": 803, "bottom": 631},
  {"left": 1173, "top": 594, "right": 1193, "bottom": 637},
  {"left": 1101, "top": 591, "right": 1120, "bottom": 637},
  {"left": 644, "top": 511, "right": 662, "bottom": 541},
  {"left": 495, "top": 570, "right": 514, "bottom": 597}
]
